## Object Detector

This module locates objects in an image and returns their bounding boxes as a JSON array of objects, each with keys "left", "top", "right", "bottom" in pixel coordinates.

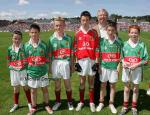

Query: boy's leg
[
  {"left": 64, "top": 79, "right": 74, "bottom": 110},
  {"left": 119, "top": 84, "right": 130, "bottom": 115},
  {"left": 88, "top": 76, "right": 95, "bottom": 112},
  {"left": 109, "top": 83, "right": 117, "bottom": 114},
  {"left": 100, "top": 82, "right": 106, "bottom": 103},
  {"left": 55, "top": 79, "right": 61, "bottom": 103},
  {"left": 96, "top": 82, "right": 106, "bottom": 112},
  {"left": 10, "top": 86, "right": 20, "bottom": 112},
  {"left": 88, "top": 76, "right": 94, "bottom": 103},
  {"left": 123, "top": 84, "right": 130, "bottom": 109},
  {"left": 64, "top": 79, "right": 72, "bottom": 102},
  {"left": 41, "top": 86, "right": 53, "bottom": 114},
  {"left": 131, "top": 84, "right": 139, "bottom": 115},
  {"left": 30, "top": 88, "right": 37, "bottom": 110},
  {"left": 79, "top": 76, "right": 86, "bottom": 103},
  {"left": 109, "top": 83, "right": 116, "bottom": 103},
  {"left": 23, "top": 86, "right": 32, "bottom": 103},
  {"left": 76, "top": 76, "right": 86, "bottom": 111},
  {"left": 52, "top": 79, "right": 61, "bottom": 111},
  {"left": 23, "top": 86, "right": 32, "bottom": 110},
  {"left": 13, "top": 86, "right": 20, "bottom": 105}
]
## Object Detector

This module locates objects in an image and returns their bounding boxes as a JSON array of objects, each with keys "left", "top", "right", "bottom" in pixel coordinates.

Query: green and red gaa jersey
[
  {"left": 25, "top": 40, "right": 49, "bottom": 78},
  {"left": 123, "top": 39, "right": 148, "bottom": 65},
  {"left": 74, "top": 28, "right": 99, "bottom": 60},
  {"left": 7, "top": 44, "right": 27, "bottom": 71},
  {"left": 100, "top": 37, "right": 123, "bottom": 70},
  {"left": 48, "top": 33, "right": 73, "bottom": 61}
]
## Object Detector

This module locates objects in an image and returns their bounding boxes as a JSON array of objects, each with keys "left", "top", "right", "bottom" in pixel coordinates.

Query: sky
[{"left": 0, "top": 0, "right": 149, "bottom": 20}]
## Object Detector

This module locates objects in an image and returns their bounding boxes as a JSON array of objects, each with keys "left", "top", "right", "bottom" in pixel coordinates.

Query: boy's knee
[
  {"left": 133, "top": 87, "right": 139, "bottom": 93},
  {"left": 101, "top": 83, "right": 106, "bottom": 88}
]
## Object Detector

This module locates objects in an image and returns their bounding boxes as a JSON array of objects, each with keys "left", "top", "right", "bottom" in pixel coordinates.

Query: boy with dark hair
[
  {"left": 7, "top": 30, "right": 32, "bottom": 112},
  {"left": 25, "top": 24, "right": 53, "bottom": 115},
  {"left": 74, "top": 11, "right": 99, "bottom": 112}
]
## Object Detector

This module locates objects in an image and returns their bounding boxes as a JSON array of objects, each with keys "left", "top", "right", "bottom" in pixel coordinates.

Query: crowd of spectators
[{"left": 0, "top": 18, "right": 150, "bottom": 32}]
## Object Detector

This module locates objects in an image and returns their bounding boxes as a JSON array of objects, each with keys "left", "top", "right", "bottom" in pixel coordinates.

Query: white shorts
[
  {"left": 100, "top": 67, "right": 118, "bottom": 83},
  {"left": 10, "top": 69, "right": 27, "bottom": 86},
  {"left": 28, "top": 73, "right": 49, "bottom": 88},
  {"left": 122, "top": 67, "right": 142, "bottom": 84},
  {"left": 78, "top": 58, "right": 96, "bottom": 77},
  {"left": 52, "top": 60, "right": 70, "bottom": 80}
]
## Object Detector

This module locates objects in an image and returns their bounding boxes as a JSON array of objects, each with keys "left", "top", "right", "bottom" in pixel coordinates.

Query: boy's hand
[
  {"left": 123, "top": 62, "right": 130, "bottom": 68},
  {"left": 130, "top": 63, "right": 140, "bottom": 70},
  {"left": 92, "top": 63, "right": 99, "bottom": 71},
  {"left": 74, "top": 63, "right": 82, "bottom": 72}
]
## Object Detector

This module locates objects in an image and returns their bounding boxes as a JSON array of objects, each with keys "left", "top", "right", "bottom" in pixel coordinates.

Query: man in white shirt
[{"left": 93, "top": 9, "right": 110, "bottom": 105}]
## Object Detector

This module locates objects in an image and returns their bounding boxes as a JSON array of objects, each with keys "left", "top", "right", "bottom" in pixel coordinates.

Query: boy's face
[
  {"left": 80, "top": 16, "right": 90, "bottom": 27},
  {"left": 97, "top": 11, "right": 107, "bottom": 24},
  {"left": 12, "top": 34, "right": 22, "bottom": 45},
  {"left": 54, "top": 20, "right": 65, "bottom": 33},
  {"left": 107, "top": 26, "right": 116, "bottom": 38},
  {"left": 29, "top": 28, "right": 40, "bottom": 40},
  {"left": 128, "top": 28, "right": 139, "bottom": 40}
]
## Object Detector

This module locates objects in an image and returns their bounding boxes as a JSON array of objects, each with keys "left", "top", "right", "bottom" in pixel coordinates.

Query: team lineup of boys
[{"left": 7, "top": 8, "right": 149, "bottom": 115}]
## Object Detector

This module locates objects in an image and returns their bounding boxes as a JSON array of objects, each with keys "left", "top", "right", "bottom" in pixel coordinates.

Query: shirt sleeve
[
  {"left": 48, "top": 38, "right": 52, "bottom": 63},
  {"left": 73, "top": 33, "right": 78, "bottom": 57},
  {"left": 141, "top": 43, "right": 148, "bottom": 65},
  {"left": 95, "top": 31, "right": 100, "bottom": 58}
]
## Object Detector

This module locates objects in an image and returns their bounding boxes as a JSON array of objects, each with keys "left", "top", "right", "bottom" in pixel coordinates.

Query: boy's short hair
[
  {"left": 30, "top": 23, "right": 40, "bottom": 32},
  {"left": 80, "top": 11, "right": 91, "bottom": 19},
  {"left": 128, "top": 25, "right": 140, "bottom": 34},
  {"left": 13, "top": 30, "right": 22, "bottom": 38},
  {"left": 107, "top": 20, "right": 117, "bottom": 29},
  {"left": 54, "top": 16, "right": 65, "bottom": 23}
]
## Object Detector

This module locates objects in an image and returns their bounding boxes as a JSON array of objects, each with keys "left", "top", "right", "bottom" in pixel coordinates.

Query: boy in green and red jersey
[
  {"left": 7, "top": 31, "right": 31, "bottom": 113},
  {"left": 48, "top": 17, "right": 74, "bottom": 111},
  {"left": 25, "top": 24, "right": 53, "bottom": 115},
  {"left": 96, "top": 21, "right": 122, "bottom": 114},
  {"left": 119, "top": 25, "right": 148, "bottom": 115}
]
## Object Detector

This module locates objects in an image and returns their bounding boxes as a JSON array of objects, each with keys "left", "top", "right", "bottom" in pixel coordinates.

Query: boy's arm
[
  {"left": 141, "top": 43, "right": 149, "bottom": 65},
  {"left": 6, "top": 48, "right": 10, "bottom": 67},
  {"left": 73, "top": 33, "right": 78, "bottom": 63},
  {"left": 95, "top": 30, "right": 100, "bottom": 64},
  {"left": 48, "top": 39, "right": 52, "bottom": 74},
  {"left": 70, "top": 36, "right": 74, "bottom": 73}
]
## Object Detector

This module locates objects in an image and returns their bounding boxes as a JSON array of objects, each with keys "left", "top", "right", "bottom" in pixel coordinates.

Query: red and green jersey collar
[
  {"left": 53, "top": 32, "right": 67, "bottom": 40},
  {"left": 28, "top": 38, "right": 41, "bottom": 48}
]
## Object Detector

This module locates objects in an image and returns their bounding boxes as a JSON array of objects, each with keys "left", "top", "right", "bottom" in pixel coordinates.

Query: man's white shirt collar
[{"left": 98, "top": 24, "right": 108, "bottom": 39}]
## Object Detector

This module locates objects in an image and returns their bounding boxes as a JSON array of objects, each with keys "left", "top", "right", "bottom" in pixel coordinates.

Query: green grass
[{"left": 0, "top": 31, "right": 150, "bottom": 115}]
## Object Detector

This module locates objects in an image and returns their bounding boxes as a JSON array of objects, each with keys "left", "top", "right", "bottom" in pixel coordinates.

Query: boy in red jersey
[
  {"left": 74, "top": 11, "right": 99, "bottom": 112},
  {"left": 7, "top": 31, "right": 31, "bottom": 112}
]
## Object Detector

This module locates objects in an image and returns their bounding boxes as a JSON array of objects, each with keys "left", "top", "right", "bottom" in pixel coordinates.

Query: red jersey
[{"left": 74, "top": 27, "right": 99, "bottom": 60}]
